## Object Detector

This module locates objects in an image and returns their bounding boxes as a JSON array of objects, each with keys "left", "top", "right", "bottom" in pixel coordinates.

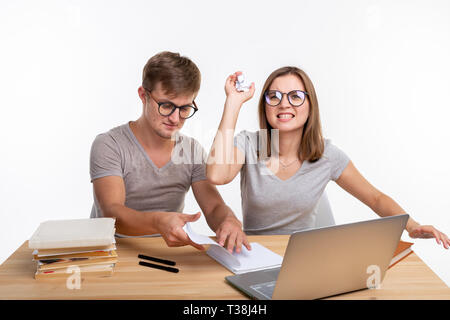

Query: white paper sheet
[{"left": 183, "top": 222, "right": 283, "bottom": 274}]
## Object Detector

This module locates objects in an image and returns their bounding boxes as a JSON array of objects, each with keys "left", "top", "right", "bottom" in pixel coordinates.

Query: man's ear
[
  {"left": 193, "top": 91, "right": 199, "bottom": 102},
  {"left": 138, "top": 86, "right": 147, "bottom": 104}
]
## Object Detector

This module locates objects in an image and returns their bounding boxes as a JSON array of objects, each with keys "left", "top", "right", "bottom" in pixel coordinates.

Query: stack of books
[{"left": 28, "top": 218, "right": 117, "bottom": 280}]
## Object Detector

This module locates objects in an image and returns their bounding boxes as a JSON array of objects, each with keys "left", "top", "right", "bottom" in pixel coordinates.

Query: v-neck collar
[
  {"left": 126, "top": 122, "right": 177, "bottom": 172},
  {"left": 259, "top": 158, "right": 309, "bottom": 183}
]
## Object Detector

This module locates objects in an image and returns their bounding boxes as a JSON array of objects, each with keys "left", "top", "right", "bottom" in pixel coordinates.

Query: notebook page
[
  {"left": 183, "top": 222, "right": 218, "bottom": 246},
  {"left": 184, "top": 222, "right": 282, "bottom": 273}
]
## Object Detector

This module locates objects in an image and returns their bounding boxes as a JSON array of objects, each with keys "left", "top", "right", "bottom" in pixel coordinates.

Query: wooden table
[{"left": 0, "top": 236, "right": 449, "bottom": 300}]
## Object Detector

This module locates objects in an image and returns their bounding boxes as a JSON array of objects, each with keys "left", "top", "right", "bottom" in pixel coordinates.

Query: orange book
[
  {"left": 388, "top": 241, "right": 413, "bottom": 269},
  {"left": 34, "top": 244, "right": 116, "bottom": 257},
  {"left": 33, "top": 249, "right": 118, "bottom": 261}
]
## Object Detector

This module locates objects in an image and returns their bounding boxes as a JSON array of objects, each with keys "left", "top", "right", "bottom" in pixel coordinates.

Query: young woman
[{"left": 206, "top": 67, "right": 449, "bottom": 253}]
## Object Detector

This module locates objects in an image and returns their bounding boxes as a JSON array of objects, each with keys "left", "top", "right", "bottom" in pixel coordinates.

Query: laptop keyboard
[{"left": 250, "top": 281, "right": 277, "bottom": 299}]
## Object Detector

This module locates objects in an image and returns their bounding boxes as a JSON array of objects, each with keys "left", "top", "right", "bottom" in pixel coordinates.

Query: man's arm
[
  {"left": 93, "top": 175, "right": 157, "bottom": 235},
  {"left": 191, "top": 179, "right": 251, "bottom": 253},
  {"left": 93, "top": 175, "right": 204, "bottom": 250}
]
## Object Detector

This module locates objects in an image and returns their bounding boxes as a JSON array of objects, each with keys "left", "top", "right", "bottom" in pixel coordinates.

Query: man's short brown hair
[{"left": 142, "top": 51, "right": 201, "bottom": 97}]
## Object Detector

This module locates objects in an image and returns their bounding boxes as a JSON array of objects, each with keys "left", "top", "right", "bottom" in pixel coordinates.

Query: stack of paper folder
[{"left": 28, "top": 218, "right": 117, "bottom": 280}]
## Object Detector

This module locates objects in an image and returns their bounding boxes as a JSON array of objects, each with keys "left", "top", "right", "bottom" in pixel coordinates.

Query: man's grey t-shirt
[
  {"left": 234, "top": 130, "right": 350, "bottom": 235},
  {"left": 89, "top": 122, "right": 207, "bottom": 222}
]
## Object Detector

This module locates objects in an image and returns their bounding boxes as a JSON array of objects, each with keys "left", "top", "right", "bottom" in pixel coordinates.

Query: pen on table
[
  {"left": 137, "top": 254, "right": 176, "bottom": 266},
  {"left": 139, "top": 261, "right": 179, "bottom": 273}
]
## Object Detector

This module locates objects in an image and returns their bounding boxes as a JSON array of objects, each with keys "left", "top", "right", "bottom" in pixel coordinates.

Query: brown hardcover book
[
  {"left": 37, "top": 256, "right": 118, "bottom": 271},
  {"left": 388, "top": 241, "right": 414, "bottom": 269}
]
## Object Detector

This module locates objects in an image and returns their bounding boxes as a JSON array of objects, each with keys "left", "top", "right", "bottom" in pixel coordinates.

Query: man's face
[{"left": 140, "top": 82, "right": 197, "bottom": 139}]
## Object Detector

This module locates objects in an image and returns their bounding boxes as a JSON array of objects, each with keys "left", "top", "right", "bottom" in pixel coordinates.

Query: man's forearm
[
  {"left": 102, "top": 203, "right": 162, "bottom": 236},
  {"left": 204, "top": 203, "right": 242, "bottom": 232}
]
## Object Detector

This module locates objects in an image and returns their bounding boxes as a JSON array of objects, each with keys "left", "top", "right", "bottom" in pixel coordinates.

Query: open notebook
[{"left": 183, "top": 223, "right": 282, "bottom": 274}]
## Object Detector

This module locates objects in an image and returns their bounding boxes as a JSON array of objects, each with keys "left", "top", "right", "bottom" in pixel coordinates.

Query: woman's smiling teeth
[{"left": 277, "top": 113, "right": 295, "bottom": 119}]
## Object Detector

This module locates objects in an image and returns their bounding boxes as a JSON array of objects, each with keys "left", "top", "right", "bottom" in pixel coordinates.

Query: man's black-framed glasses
[
  {"left": 264, "top": 90, "right": 308, "bottom": 107},
  {"left": 144, "top": 88, "right": 198, "bottom": 119}
]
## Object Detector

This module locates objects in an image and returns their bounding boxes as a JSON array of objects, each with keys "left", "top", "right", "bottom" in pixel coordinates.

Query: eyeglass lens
[
  {"left": 265, "top": 90, "right": 306, "bottom": 107},
  {"left": 159, "top": 103, "right": 196, "bottom": 119}
]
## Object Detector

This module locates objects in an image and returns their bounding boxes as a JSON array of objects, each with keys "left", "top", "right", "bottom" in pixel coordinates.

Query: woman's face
[{"left": 265, "top": 74, "right": 310, "bottom": 133}]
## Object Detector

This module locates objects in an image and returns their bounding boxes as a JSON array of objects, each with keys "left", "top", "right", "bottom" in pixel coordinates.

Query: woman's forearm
[
  {"left": 206, "top": 99, "right": 242, "bottom": 183},
  {"left": 371, "top": 193, "right": 420, "bottom": 233}
]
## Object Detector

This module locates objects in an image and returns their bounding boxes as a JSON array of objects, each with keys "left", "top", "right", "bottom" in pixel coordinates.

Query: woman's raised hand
[{"left": 224, "top": 71, "right": 255, "bottom": 107}]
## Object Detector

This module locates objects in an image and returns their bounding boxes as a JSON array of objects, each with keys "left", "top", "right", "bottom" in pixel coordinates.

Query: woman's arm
[
  {"left": 206, "top": 72, "right": 255, "bottom": 185},
  {"left": 335, "top": 161, "right": 450, "bottom": 249}
]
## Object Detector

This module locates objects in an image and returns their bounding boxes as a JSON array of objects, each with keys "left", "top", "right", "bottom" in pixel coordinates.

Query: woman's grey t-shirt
[
  {"left": 89, "top": 122, "right": 207, "bottom": 220},
  {"left": 234, "top": 130, "right": 350, "bottom": 235}
]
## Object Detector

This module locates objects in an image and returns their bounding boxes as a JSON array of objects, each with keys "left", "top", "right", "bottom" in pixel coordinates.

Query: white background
[{"left": 1, "top": 0, "right": 449, "bottom": 287}]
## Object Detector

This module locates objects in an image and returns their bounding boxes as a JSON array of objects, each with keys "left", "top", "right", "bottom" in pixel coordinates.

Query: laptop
[{"left": 225, "top": 214, "right": 409, "bottom": 300}]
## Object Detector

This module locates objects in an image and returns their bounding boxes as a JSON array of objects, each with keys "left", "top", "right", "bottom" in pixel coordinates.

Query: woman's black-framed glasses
[
  {"left": 144, "top": 88, "right": 198, "bottom": 119},
  {"left": 264, "top": 90, "right": 308, "bottom": 107}
]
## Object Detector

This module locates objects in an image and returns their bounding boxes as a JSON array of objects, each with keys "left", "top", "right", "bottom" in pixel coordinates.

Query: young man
[{"left": 90, "top": 51, "right": 250, "bottom": 253}]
